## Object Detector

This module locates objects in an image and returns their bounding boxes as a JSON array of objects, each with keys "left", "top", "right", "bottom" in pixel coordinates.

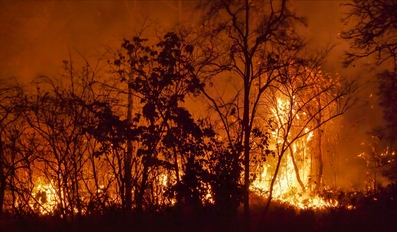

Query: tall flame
[{"left": 251, "top": 97, "right": 337, "bottom": 209}]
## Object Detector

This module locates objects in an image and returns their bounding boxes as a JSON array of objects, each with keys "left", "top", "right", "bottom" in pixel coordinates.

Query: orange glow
[
  {"left": 30, "top": 178, "right": 59, "bottom": 215},
  {"left": 251, "top": 97, "right": 338, "bottom": 209}
]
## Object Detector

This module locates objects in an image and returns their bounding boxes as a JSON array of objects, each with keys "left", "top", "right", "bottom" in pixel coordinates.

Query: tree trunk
[
  {"left": 243, "top": 89, "right": 250, "bottom": 231},
  {"left": 73, "top": 159, "right": 82, "bottom": 217},
  {"left": 243, "top": 1, "right": 251, "bottom": 230},
  {"left": 263, "top": 150, "right": 284, "bottom": 220},
  {"left": 289, "top": 146, "right": 306, "bottom": 192},
  {"left": 314, "top": 127, "right": 323, "bottom": 192},
  {"left": 136, "top": 161, "right": 149, "bottom": 212},
  {"left": 173, "top": 146, "right": 182, "bottom": 206},
  {"left": 125, "top": 72, "right": 133, "bottom": 211}
]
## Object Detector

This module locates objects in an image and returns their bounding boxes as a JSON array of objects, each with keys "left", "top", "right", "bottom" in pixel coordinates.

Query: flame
[
  {"left": 157, "top": 172, "right": 214, "bottom": 205},
  {"left": 28, "top": 96, "right": 338, "bottom": 213},
  {"left": 30, "top": 178, "right": 59, "bottom": 214},
  {"left": 251, "top": 97, "right": 338, "bottom": 209}
]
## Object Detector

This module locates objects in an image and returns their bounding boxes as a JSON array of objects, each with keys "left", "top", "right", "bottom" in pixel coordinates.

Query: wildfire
[
  {"left": 30, "top": 178, "right": 59, "bottom": 214},
  {"left": 250, "top": 97, "right": 338, "bottom": 209},
  {"left": 27, "top": 96, "right": 337, "bottom": 214}
]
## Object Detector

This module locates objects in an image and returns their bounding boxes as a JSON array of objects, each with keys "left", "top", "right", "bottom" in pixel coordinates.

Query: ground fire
[{"left": 25, "top": 92, "right": 339, "bottom": 214}]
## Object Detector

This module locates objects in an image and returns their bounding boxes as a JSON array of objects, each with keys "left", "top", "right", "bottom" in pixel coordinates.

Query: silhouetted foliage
[
  {"left": 111, "top": 31, "right": 226, "bottom": 212},
  {"left": 0, "top": 2, "right": 379, "bottom": 230},
  {"left": 341, "top": 0, "right": 397, "bottom": 70},
  {"left": 0, "top": 79, "right": 29, "bottom": 218},
  {"left": 342, "top": 0, "right": 397, "bottom": 181},
  {"left": 196, "top": 1, "right": 308, "bottom": 225},
  {"left": 377, "top": 71, "right": 397, "bottom": 140},
  {"left": 195, "top": 2, "right": 357, "bottom": 229}
]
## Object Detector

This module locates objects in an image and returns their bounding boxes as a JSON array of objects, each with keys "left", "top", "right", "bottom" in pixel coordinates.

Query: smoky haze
[
  {"left": 0, "top": 0, "right": 198, "bottom": 81},
  {"left": 0, "top": 0, "right": 384, "bottom": 189}
]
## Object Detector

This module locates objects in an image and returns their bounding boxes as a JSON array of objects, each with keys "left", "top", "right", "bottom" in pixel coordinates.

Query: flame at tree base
[
  {"left": 247, "top": 94, "right": 340, "bottom": 210},
  {"left": 249, "top": 186, "right": 338, "bottom": 209},
  {"left": 249, "top": 154, "right": 339, "bottom": 209},
  {"left": 250, "top": 131, "right": 338, "bottom": 209}
]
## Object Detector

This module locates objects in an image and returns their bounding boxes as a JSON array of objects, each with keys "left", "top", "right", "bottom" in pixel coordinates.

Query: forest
[{"left": 1, "top": 0, "right": 397, "bottom": 231}]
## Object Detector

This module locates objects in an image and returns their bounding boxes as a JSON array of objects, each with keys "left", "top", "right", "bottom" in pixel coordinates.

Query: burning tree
[
  {"left": 0, "top": 1, "right": 359, "bottom": 224},
  {"left": 193, "top": 0, "right": 357, "bottom": 225},
  {"left": 23, "top": 76, "right": 89, "bottom": 217},
  {"left": 194, "top": 1, "right": 308, "bottom": 224},
  {"left": 252, "top": 58, "right": 356, "bottom": 214},
  {"left": 15, "top": 57, "right": 124, "bottom": 218}
]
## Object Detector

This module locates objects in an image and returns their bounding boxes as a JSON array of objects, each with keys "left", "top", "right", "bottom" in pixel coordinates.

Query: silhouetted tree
[
  {"left": 111, "top": 32, "right": 208, "bottom": 212},
  {"left": 341, "top": 0, "right": 397, "bottom": 70},
  {"left": 195, "top": 0, "right": 310, "bottom": 227},
  {"left": 341, "top": 0, "right": 397, "bottom": 181},
  {"left": 377, "top": 71, "right": 397, "bottom": 146},
  {"left": 367, "top": 71, "right": 397, "bottom": 182},
  {"left": 19, "top": 57, "right": 117, "bottom": 219},
  {"left": 260, "top": 58, "right": 357, "bottom": 218},
  {"left": 0, "top": 79, "right": 28, "bottom": 217}
]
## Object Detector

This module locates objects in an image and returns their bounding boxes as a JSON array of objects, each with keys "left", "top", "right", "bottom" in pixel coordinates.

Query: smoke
[
  {"left": 0, "top": 0, "right": 188, "bottom": 82},
  {"left": 292, "top": 0, "right": 385, "bottom": 190},
  {"left": 0, "top": 0, "right": 385, "bottom": 190}
]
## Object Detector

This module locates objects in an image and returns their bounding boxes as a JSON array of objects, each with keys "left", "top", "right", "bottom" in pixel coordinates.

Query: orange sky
[
  {"left": 0, "top": 0, "right": 199, "bottom": 81},
  {"left": 0, "top": 0, "right": 354, "bottom": 81},
  {"left": 0, "top": 0, "right": 384, "bottom": 188}
]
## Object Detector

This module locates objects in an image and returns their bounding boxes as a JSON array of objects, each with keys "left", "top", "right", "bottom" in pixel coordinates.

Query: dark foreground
[{"left": 1, "top": 186, "right": 397, "bottom": 232}]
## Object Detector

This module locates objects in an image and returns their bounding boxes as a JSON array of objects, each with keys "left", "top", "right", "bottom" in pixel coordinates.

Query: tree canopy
[{"left": 341, "top": 0, "right": 397, "bottom": 71}]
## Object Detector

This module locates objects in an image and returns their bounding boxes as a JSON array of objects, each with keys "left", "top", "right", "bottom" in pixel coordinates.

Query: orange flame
[{"left": 251, "top": 97, "right": 337, "bottom": 209}]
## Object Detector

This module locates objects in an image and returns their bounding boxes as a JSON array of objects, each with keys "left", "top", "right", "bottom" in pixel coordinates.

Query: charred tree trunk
[
  {"left": 172, "top": 142, "right": 182, "bottom": 207},
  {"left": 73, "top": 158, "right": 82, "bottom": 217},
  {"left": 125, "top": 73, "right": 133, "bottom": 211},
  {"left": 314, "top": 126, "right": 324, "bottom": 192},
  {"left": 243, "top": 86, "right": 250, "bottom": 231},
  {"left": 263, "top": 148, "right": 284, "bottom": 220},
  {"left": 243, "top": 1, "right": 251, "bottom": 230},
  {"left": 136, "top": 159, "right": 149, "bottom": 213},
  {"left": 289, "top": 146, "right": 306, "bottom": 192}
]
